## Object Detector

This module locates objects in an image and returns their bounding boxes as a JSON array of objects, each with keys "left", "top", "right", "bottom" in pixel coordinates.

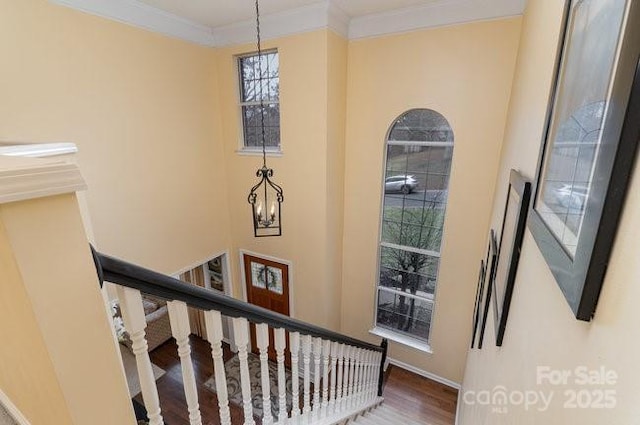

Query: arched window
[{"left": 375, "top": 109, "right": 454, "bottom": 345}]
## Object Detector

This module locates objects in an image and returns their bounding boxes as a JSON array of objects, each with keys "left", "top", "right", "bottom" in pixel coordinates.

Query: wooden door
[{"left": 243, "top": 254, "right": 290, "bottom": 361}]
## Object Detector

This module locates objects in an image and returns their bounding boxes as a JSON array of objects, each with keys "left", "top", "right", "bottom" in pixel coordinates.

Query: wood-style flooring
[{"left": 138, "top": 335, "right": 457, "bottom": 425}]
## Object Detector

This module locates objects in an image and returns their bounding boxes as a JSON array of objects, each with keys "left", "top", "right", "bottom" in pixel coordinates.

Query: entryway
[
  {"left": 177, "top": 252, "right": 232, "bottom": 342},
  {"left": 242, "top": 252, "right": 291, "bottom": 361}
]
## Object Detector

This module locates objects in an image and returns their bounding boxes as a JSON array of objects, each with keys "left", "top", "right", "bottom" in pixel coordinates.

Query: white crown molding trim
[
  {"left": 0, "top": 142, "right": 78, "bottom": 158},
  {"left": 387, "top": 357, "right": 462, "bottom": 390},
  {"left": 348, "top": 0, "right": 526, "bottom": 40},
  {"left": 0, "top": 159, "right": 87, "bottom": 205},
  {"left": 0, "top": 389, "right": 31, "bottom": 425},
  {"left": 49, "top": 0, "right": 524, "bottom": 48},
  {"left": 212, "top": 1, "right": 348, "bottom": 47},
  {"left": 48, "top": 0, "right": 216, "bottom": 46}
]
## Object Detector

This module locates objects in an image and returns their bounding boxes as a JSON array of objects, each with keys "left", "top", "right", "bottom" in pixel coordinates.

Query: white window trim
[
  {"left": 369, "top": 326, "right": 433, "bottom": 354},
  {"left": 236, "top": 49, "right": 282, "bottom": 153},
  {"left": 380, "top": 241, "right": 441, "bottom": 258}
]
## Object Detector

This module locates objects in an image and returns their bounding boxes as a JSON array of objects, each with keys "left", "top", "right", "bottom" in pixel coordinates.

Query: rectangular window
[{"left": 238, "top": 51, "right": 280, "bottom": 150}]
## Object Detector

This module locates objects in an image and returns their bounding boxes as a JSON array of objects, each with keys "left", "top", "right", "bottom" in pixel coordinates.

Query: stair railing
[{"left": 92, "top": 248, "right": 388, "bottom": 425}]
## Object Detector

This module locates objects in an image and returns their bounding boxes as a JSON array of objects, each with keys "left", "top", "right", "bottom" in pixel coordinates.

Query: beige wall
[
  {"left": 341, "top": 18, "right": 522, "bottom": 383},
  {"left": 0, "top": 0, "right": 231, "bottom": 274},
  {"left": 215, "top": 30, "right": 347, "bottom": 329},
  {"left": 459, "top": 1, "right": 640, "bottom": 423}
]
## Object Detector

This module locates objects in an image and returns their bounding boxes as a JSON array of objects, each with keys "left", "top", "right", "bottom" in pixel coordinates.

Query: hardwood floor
[
  {"left": 382, "top": 364, "right": 458, "bottom": 425},
  {"left": 138, "top": 335, "right": 457, "bottom": 425}
]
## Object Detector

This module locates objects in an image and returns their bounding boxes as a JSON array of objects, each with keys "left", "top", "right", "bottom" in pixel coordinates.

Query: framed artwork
[
  {"left": 493, "top": 170, "right": 531, "bottom": 346},
  {"left": 470, "top": 260, "right": 486, "bottom": 349},
  {"left": 477, "top": 230, "right": 498, "bottom": 349},
  {"left": 528, "top": 0, "right": 640, "bottom": 320}
]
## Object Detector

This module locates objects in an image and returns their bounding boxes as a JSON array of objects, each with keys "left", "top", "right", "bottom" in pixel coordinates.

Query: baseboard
[
  {"left": 386, "top": 357, "right": 461, "bottom": 390},
  {"left": 455, "top": 384, "right": 463, "bottom": 425},
  {"left": 0, "top": 389, "right": 31, "bottom": 425}
]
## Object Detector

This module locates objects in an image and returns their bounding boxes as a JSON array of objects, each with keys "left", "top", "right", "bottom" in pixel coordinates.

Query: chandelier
[{"left": 247, "top": 0, "right": 284, "bottom": 237}]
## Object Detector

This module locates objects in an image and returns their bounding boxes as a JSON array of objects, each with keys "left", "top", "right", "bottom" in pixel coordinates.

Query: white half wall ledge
[
  {"left": 0, "top": 156, "right": 87, "bottom": 205},
  {"left": 47, "top": 0, "right": 525, "bottom": 48},
  {"left": 0, "top": 142, "right": 78, "bottom": 158}
]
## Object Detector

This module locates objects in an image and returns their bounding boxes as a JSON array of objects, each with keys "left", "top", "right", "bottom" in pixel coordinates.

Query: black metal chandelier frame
[{"left": 247, "top": 0, "right": 284, "bottom": 237}]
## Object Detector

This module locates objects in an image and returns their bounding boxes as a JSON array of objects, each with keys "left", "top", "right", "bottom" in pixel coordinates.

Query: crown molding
[
  {"left": 0, "top": 158, "right": 87, "bottom": 205},
  {"left": 349, "top": 0, "right": 526, "bottom": 40},
  {"left": 48, "top": 0, "right": 216, "bottom": 46},
  {"left": 49, "top": 0, "right": 524, "bottom": 48},
  {"left": 212, "top": 1, "right": 349, "bottom": 47}
]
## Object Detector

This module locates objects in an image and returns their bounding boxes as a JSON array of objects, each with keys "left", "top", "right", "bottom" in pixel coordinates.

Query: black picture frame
[
  {"left": 477, "top": 230, "right": 498, "bottom": 349},
  {"left": 493, "top": 170, "right": 531, "bottom": 346},
  {"left": 470, "top": 260, "right": 485, "bottom": 349},
  {"left": 528, "top": 1, "right": 640, "bottom": 321}
]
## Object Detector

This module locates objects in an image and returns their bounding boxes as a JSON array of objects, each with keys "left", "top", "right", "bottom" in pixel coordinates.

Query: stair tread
[{"left": 364, "top": 403, "right": 427, "bottom": 424}]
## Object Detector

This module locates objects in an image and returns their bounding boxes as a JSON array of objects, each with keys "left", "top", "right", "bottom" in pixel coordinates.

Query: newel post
[{"left": 377, "top": 339, "right": 388, "bottom": 396}]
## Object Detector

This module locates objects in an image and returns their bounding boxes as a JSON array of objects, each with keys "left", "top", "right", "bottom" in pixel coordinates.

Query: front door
[{"left": 243, "top": 254, "right": 290, "bottom": 361}]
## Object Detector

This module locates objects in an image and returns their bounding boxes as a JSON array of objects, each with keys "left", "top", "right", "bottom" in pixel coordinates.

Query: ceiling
[{"left": 138, "top": 0, "right": 440, "bottom": 28}]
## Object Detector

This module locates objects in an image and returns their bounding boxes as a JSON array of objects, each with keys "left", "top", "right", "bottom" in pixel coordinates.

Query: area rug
[
  {"left": 204, "top": 353, "right": 300, "bottom": 418},
  {"left": 119, "top": 344, "right": 166, "bottom": 397}
]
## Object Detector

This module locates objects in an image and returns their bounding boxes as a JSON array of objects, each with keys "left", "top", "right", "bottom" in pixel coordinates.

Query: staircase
[
  {"left": 352, "top": 404, "right": 426, "bottom": 424},
  {"left": 93, "top": 249, "right": 389, "bottom": 425}
]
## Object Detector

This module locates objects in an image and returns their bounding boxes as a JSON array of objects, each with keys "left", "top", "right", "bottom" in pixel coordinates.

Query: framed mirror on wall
[{"left": 529, "top": 0, "right": 640, "bottom": 320}]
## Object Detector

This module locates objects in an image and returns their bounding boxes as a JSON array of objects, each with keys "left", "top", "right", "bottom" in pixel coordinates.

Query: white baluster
[
  {"left": 373, "top": 352, "right": 381, "bottom": 398},
  {"left": 347, "top": 346, "right": 356, "bottom": 409},
  {"left": 321, "top": 340, "right": 330, "bottom": 418},
  {"left": 358, "top": 349, "right": 366, "bottom": 405},
  {"left": 116, "top": 287, "right": 164, "bottom": 425},
  {"left": 335, "top": 344, "right": 345, "bottom": 413},
  {"left": 290, "top": 332, "right": 301, "bottom": 422},
  {"left": 328, "top": 342, "right": 339, "bottom": 416},
  {"left": 204, "top": 310, "right": 231, "bottom": 425},
  {"left": 302, "top": 335, "right": 312, "bottom": 419},
  {"left": 369, "top": 351, "right": 378, "bottom": 400},
  {"left": 311, "top": 338, "right": 322, "bottom": 421},
  {"left": 256, "top": 324, "right": 273, "bottom": 425},
  {"left": 167, "top": 301, "right": 202, "bottom": 425},
  {"left": 342, "top": 346, "right": 352, "bottom": 410},
  {"left": 274, "top": 328, "right": 287, "bottom": 423},
  {"left": 232, "top": 318, "right": 255, "bottom": 425},
  {"left": 365, "top": 351, "right": 373, "bottom": 401},
  {"left": 353, "top": 348, "right": 362, "bottom": 407}
]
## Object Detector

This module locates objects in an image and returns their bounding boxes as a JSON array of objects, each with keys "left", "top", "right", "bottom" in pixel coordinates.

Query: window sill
[
  {"left": 369, "top": 327, "right": 433, "bottom": 354},
  {"left": 236, "top": 148, "right": 283, "bottom": 157}
]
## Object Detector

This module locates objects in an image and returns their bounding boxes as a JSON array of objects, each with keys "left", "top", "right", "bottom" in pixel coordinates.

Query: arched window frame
[{"left": 373, "top": 109, "right": 454, "bottom": 350}]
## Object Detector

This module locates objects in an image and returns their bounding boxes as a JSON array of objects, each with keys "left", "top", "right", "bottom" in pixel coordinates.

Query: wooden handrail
[{"left": 92, "top": 248, "right": 385, "bottom": 354}]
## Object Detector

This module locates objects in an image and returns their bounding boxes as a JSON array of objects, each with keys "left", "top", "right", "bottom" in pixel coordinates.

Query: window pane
[
  {"left": 376, "top": 290, "right": 433, "bottom": 341},
  {"left": 379, "top": 246, "right": 439, "bottom": 295},
  {"left": 242, "top": 104, "right": 280, "bottom": 148},
  {"left": 239, "top": 51, "right": 280, "bottom": 148},
  {"left": 388, "top": 109, "right": 453, "bottom": 142}
]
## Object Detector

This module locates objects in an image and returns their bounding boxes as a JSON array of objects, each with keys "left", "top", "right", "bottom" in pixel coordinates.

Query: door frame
[
  {"left": 173, "top": 250, "right": 233, "bottom": 297},
  {"left": 172, "top": 250, "right": 234, "bottom": 345},
  {"left": 239, "top": 248, "right": 295, "bottom": 319}
]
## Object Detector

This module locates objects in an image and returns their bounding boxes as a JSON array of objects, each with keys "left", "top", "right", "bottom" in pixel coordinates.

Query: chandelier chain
[{"left": 255, "top": 0, "right": 267, "bottom": 168}]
